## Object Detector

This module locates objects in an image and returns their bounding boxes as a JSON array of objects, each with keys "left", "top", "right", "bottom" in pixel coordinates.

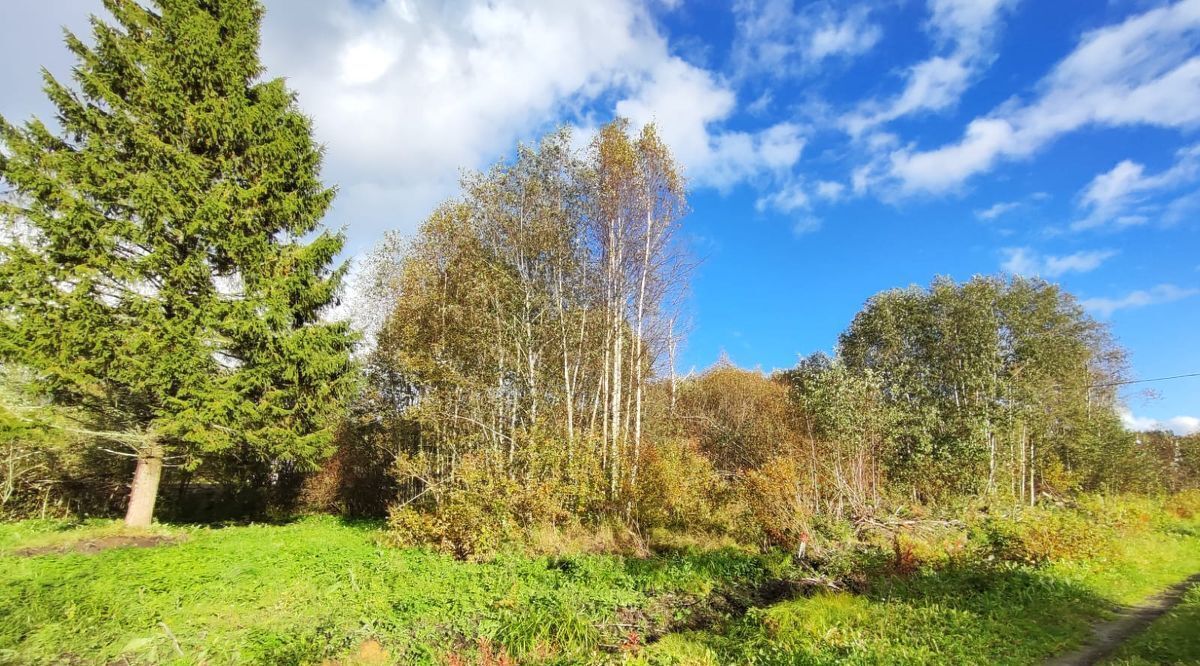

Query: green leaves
[
  {"left": 837, "top": 275, "right": 1127, "bottom": 499},
  {"left": 0, "top": 0, "right": 355, "bottom": 483}
]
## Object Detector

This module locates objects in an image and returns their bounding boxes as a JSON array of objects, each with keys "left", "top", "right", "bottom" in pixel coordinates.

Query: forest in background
[{"left": 0, "top": 0, "right": 1198, "bottom": 559}]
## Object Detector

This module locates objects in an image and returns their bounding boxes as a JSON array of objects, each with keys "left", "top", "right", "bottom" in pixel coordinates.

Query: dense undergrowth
[{"left": 2, "top": 493, "right": 1199, "bottom": 665}]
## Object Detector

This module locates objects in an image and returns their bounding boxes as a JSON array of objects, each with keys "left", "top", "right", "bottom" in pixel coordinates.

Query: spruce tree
[{"left": 0, "top": 0, "right": 356, "bottom": 526}]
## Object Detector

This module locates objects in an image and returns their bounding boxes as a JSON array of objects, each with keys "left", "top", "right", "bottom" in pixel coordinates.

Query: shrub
[
  {"left": 673, "top": 364, "right": 803, "bottom": 472},
  {"left": 0, "top": 366, "right": 133, "bottom": 520},
  {"left": 1165, "top": 489, "right": 1200, "bottom": 519},
  {"left": 524, "top": 520, "right": 648, "bottom": 557},
  {"left": 299, "top": 422, "right": 396, "bottom": 518},
  {"left": 734, "top": 455, "right": 813, "bottom": 553},
  {"left": 635, "top": 438, "right": 727, "bottom": 533},
  {"left": 969, "top": 508, "right": 1115, "bottom": 565},
  {"left": 1073, "top": 494, "right": 1158, "bottom": 534},
  {"left": 385, "top": 453, "right": 576, "bottom": 559},
  {"left": 386, "top": 505, "right": 444, "bottom": 547}
]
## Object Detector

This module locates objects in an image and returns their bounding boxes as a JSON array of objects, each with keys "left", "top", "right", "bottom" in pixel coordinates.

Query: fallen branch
[
  {"left": 855, "top": 517, "right": 964, "bottom": 534},
  {"left": 791, "top": 576, "right": 844, "bottom": 592}
]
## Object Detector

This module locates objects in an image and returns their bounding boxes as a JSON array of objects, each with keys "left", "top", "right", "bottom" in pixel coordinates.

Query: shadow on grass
[
  {"left": 870, "top": 562, "right": 1116, "bottom": 653},
  {"left": 149, "top": 513, "right": 386, "bottom": 536}
]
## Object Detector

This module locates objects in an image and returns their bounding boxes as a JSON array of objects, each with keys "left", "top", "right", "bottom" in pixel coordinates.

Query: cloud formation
[
  {"left": 732, "top": 0, "right": 881, "bottom": 77},
  {"left": 258, "top": 0, "right": 655, "bottom": 245},
  {"left": 975, "top": 201, "right": 1020, "bottom": 220},
  {"left": 1081, "top": 284, "right": 1200, "bottom": 317},
  {"left": 888, "top": 0, "right": 1200, "bottom": 193},
  {"left": 1001, "top": 247, "right": 1116, "bottom": 278},
  {"left": 844, "top": 0, "right": 1018, "bottom": 134},
  {"left": 613, "top": 60, "right": 806, "bottom": 190},
  {"left": 1121, "top": 409, "right": 1200, "bottom": 435},
  {"left": 254, "top": 0, "right": 806, "bottom": 248},
  {"left": 1075, "top": 144, "right": 1200, "bottom": 230}
]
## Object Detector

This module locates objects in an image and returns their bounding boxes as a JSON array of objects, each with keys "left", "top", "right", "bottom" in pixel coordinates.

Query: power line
[{"left": 1089, "top": 372, "right": 1200, "bottom": 389}]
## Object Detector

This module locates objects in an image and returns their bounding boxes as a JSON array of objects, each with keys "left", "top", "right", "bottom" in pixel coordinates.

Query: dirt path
[{"left": 1046, "top": 572, "right": 1200, "bottom": 665}]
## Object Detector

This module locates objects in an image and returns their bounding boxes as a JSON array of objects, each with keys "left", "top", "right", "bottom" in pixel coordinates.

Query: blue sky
[{"left": 2, "top": 0, "right": 1198, "bottom": 433}]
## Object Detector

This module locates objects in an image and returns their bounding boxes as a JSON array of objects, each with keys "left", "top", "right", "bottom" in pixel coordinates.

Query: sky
[{"left": 1, "top": 0, "right": 1198, "bottom": 434}]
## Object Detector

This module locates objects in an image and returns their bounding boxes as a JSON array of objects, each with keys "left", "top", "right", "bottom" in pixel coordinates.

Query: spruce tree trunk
[{"left": 125, "top": 444, "right": 163, "bottom": 528}]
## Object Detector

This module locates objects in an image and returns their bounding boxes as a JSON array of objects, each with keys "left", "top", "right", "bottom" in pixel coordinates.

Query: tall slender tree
[
  {"left": 366, "top": 122, "right": 688, "bottom": 522},
  {"left": 0, "top": 0, "right": 356, "bottom": 526}
]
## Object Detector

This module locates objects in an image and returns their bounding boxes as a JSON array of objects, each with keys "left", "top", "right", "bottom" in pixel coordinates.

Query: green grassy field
[
  {"left": 1, "top": 510, "right": 1198, "bottom": 665},
  {"left": 0, "top": 517, "right": 784, "bottom": 664}
]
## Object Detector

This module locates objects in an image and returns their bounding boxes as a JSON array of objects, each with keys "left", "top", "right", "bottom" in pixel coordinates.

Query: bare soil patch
[{"left": 13, "top": 533, "right": 182, "bottom": 557}]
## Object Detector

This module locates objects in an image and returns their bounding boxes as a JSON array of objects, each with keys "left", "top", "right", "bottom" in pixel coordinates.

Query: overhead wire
[{"left": 1088, "top": 372, "right": 1200, "bottom": 389}]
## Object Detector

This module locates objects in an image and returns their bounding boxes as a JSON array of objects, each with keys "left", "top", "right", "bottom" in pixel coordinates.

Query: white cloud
[
  {"left": 754, "top": 179, "right": 825, "bottom": 235},
  {"left": 976, "top": 200, "right": 1020, "bottom": 220},
  {"left": 732, "top": 0, "right": 881, "bottom": 76},
  {"left": 756, "top": 181, "right": 809, "bottom": 214},
  {"left": 614, "top": 62, "right": 805, "bottom": 189},
  {"left": 927, "top": 0, "right": 1014, "bottom": 42},
  {"left": 1172, "top": 416, "right": 1200, "bottom": 434},
  {"left": 1164, "top": 190, "right": 1200, "bottom": 225},
  {"left": 253, "top": 0, "right": 805, "bottom": 247},
  {"left": 1121, "top": 409, "right": 1200, "bottom": 435},
  {"left": 338, "top": 34, "right": 401, "bottom": 86},
  {"left": 253, "top": 0, "right": 668, "bottom": 245},
  {"left": 3, "top": 0, "right": 809, "bottom": 259},
  {"left": 1081, "top": 284, "right": 1200, "bottom": 317},
  {"left": 1000, "top": 247, "right": 1116, "bottom": 277},
  {"left": 746, "top": 91, "right": 773, "bottom": 115},
  {"left": 887, "top": 0, "right": 1200, "bottom": 194},
  {"left": 890, "top": 118, "right": 1015, "bottom": 192},
  {"left": 1075, "top": 143, "right": 1200, "bottom": 230},
  {"left": 815, "top": 180, "right": 846, "bottom": 201},
  {"left": 1121, "top": 410, "right": 1160, "bottom": 431},
  {"left": 791, "top": 216, "right": 823, "bottom": 236},
  {"left": 809, "top": 10, "right": 883, "bottom": 62},
  {"left": 845, "top": 0, "right": 1017, "bottom": 134}
]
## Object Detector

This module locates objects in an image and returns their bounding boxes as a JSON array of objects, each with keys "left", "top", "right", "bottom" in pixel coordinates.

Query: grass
[
  {"left": 0, "top": 517, "right": 775, "bottom": 664},
  {"left": 631, "top": 508, "right": 1200, "bottom": 666},
  {"left": 0, "top": 503, "right": 1198, "bottom": 665}
]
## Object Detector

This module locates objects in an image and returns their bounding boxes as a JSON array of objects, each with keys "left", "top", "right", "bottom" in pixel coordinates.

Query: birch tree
[{"left": 368, "top": 120, "right": 689, "bottom": 520}]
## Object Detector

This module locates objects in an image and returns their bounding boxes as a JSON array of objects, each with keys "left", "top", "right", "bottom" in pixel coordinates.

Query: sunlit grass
[
  {"left": 2, "top": 506, "right": 1199, "bottom": 665},
  {"left": 0, "top": 516, "right": 771, "bottom": 664}
]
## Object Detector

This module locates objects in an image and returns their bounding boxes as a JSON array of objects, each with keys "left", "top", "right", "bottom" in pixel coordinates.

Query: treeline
[
  {"left": 2, "top": 0, "right": 1198, "bottom": 554},
  {"left": 334, "top": 131, "right": 1195, "bottom": 556},
  {"left": 347, "top": 206, "right": 1199, "bottom": 553}
]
